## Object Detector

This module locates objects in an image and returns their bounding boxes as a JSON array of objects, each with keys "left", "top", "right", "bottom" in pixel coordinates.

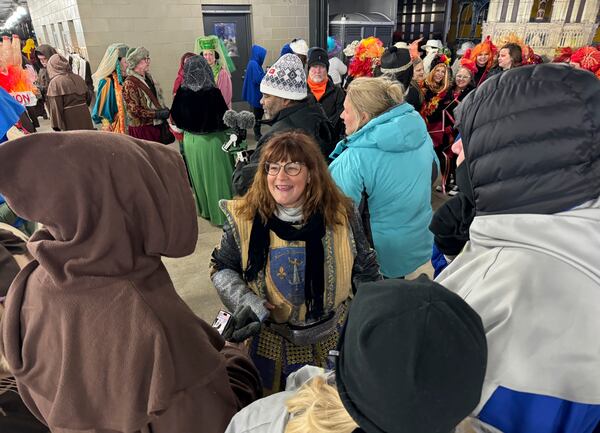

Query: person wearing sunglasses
[{"left": 211, "top": 130, "right": 381, "bottom": 396}]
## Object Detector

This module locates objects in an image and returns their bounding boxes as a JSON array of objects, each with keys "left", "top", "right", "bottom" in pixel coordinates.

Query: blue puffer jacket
[
  {"left": 329, "top": 102, "right": 437, "bottom": 278},
  {"left": 242, "top": 45, "right": 267, "bottom": 108}
]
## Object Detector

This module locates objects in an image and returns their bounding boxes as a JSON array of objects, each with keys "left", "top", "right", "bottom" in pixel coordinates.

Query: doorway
[{"left": 202, "top": 5, "right": 252, "bottom": 103}]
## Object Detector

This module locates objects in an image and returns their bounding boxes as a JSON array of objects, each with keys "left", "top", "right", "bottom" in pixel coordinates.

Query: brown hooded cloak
[
  {"left": 46, "top": 54, "right": 94, "bottom": 131},
  {"left": 34, "top": 44, "right": 57, "bottom": 99},
  {"left": 0, "top": 131, "right": 261, "bottom": 433}
]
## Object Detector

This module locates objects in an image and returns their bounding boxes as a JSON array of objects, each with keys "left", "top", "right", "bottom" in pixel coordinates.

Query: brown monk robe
[
  {"left": 46, "top": 54, "right": 94, "bottom": 131},
  {"left": 0, "top": 131, "right": 262, "bottom": 433},
  {"left": 0, "top": 225, "right": 48, "bottom": 433}
]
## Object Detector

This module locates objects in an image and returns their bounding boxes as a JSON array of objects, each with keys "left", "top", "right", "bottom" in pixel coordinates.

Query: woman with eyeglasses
[
  {"left": 123, "top": 47, "right": 171, "bottom": 142},
  {"left": 434, "top": 59, "right": 477, "bottom": 195},
  {"left": 211, "top": 130, "right": 381, "bottom": 395},
  {"left": 330, "top": 76, "right": 437, "bottom": 280}
]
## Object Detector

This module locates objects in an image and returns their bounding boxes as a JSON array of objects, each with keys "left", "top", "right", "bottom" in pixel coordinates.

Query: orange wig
[{"left": 468, "top": 36, "right": 497, "bottom": 70}]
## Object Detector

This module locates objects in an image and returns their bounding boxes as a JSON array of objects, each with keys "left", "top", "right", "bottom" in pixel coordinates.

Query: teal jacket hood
[{"left": 330, "top": 102, "right": 429, "bottom": 159}]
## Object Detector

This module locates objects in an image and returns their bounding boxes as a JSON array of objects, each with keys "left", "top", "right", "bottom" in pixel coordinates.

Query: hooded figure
[
  {"left": 242, "top": 45, "right": 267, "bottom": 140},
  {"left": 33, "top": 44, "right": 57, "bottom": 99},
  {"left": 0, "top": 131, "right": 261, "bottom": 433},
  {"left": 46, "top": 54, "right": 94, "bottom": 131},
  {"left": 436, "top": 64, "right": 600, "bottom": 433},
  {"left": 91, "top": 43, "right": 129, "bottom": 133},
  {"left": 171, "top": 55, "right": 234, "bottom": 226}
]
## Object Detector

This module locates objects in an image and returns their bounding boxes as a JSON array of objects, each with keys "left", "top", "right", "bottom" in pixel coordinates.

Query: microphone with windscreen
[{"left": 222, "top": 110, "right": 256, "bottom": 152}]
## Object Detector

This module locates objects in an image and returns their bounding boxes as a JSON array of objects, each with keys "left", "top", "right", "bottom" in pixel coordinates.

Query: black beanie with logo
[
  {"left": 336, "top": 276, "right": 487, "bottom": 433},
  {"left": 307, "top": 47, "right": 330, "bottom": 70}
]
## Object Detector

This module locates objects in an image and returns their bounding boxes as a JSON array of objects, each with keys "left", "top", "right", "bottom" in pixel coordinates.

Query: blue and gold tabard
[
  {"left": 221, "top": 199, "right": 355, "bottom": 325},
  {"left": 220, "top": 199, "right": 357, "bottom": 394}
]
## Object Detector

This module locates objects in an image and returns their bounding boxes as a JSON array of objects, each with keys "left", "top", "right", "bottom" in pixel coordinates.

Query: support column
[
  {"left": 309, "top": 0, "right": 328, "bottom": 48},
  {"left": 581, "top": 0, "right": 599, "bottom": 22}
]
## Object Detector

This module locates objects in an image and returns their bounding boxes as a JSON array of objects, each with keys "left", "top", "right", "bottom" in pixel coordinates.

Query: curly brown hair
[{"left": 238, "top": 131, "right": 353, "bottom": 226}]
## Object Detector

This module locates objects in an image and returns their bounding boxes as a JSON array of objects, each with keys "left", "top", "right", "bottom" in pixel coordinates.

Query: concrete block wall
[
  {"left": 27, "top": 0, "right": 87, "bottom": 55},
  {"left": 201, "top": 0, "right": 309, "bottom": 67},
  {"left": 27, "top": 0, "right": 310, "bottom": 105}
]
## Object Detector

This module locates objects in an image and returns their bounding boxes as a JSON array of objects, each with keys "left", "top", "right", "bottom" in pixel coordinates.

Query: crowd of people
[{"left": 0, "top": 30, "right": 599, "bottom": 433}]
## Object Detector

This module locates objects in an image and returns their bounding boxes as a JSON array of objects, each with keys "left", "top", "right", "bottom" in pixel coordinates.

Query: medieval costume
[
  {"left": 0, "top": 131, "right": 262, "bottom": 433},
  {"left": 123, "top": 47, "right": 171, "bottom": 142},
  {"left": 46, "top": 54, "right": 94, "bottom": 131},
  {"left": 171, "top": 55, "right": 234, "bottom": 226},
  {"left": 172, "top": 51, "right": 195, "bottom": 96},
  {"left": 196, "top": 35, "right": 234, "bottom": 108},
  {"left": 33, "top": 44, "right": 56, "bottom": 104},
  {"left": 436, "top": 58, "right": 476, "bottom": 194},
  {"left": 0, "top": 224, "right": 47, "bottom": 433},
  {"left": 420, "top": 54, "right": 452, "bottom": 148},
  {"left": 211, "top": 199, "right": 381, "bottom": 395},
  {"left": 92, "top": 43, "right": 129, "bottom": 133}
]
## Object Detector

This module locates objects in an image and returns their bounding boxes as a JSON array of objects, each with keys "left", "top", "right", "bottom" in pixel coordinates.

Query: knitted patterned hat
[{"left": 260, "top": 53, "right": 307, "bottom": 100}]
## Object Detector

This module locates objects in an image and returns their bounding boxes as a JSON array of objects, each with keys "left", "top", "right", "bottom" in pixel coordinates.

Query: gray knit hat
[
  {"left": 260, "top": 53, "right": 307, "bottom": 100},
  {"left": 126, "top": 47, "right": 150, "bottom": 74}
]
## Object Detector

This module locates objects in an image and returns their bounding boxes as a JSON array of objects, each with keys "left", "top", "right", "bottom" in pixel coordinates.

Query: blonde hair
[
  {"left": 285, "top": 376, "right": 359, "bottom": 433},
  {"left": 346, "top": 76, "right": 404, "bottom": 128},
  {"left": 425, "top": 63, "right": 451, "bottom": 94}
]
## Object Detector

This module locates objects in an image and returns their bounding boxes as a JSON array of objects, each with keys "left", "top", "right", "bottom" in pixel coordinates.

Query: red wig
[{"left": 468, "top": 36, "right": 497, "bottom": 70}]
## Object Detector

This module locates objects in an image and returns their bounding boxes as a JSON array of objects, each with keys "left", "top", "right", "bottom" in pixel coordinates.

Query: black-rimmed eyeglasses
[{"left": 265, "top": 161, "right": 305, "bottom": 176}]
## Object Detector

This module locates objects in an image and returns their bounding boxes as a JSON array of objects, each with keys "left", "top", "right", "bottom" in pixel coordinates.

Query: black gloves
[
  {"left": 222, "top": 306, "right": 262, "bottom": 343},
  {"left": 154, "top": 108, "right": 170, "bottom": 120}
]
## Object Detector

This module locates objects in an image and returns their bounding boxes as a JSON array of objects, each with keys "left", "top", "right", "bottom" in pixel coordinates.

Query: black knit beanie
[
  {"left": 336, "top": 276, "right": 487, "bottom": 433},
  {"left": 307, "top": 47, "right": 329, "bottom": 70}
]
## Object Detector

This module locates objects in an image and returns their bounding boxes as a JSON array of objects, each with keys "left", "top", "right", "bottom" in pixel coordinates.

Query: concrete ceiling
[{"left": 0, "top": 0, "right": 27, "bottom": 25}]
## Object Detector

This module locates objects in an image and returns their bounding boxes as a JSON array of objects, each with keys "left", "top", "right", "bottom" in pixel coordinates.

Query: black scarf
[{"left": 245, "top": 212, "right": 326, "bottom": 321}]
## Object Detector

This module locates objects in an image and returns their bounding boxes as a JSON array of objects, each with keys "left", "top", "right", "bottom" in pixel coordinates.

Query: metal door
[{"left": 203, "top": 6, "right": 252, "bottom": 103}]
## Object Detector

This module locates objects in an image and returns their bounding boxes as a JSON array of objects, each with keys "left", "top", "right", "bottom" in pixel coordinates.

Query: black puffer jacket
[
  {"left": 455, "top": 64, "right": 600, "bottom": 216},
  {"left": 232, "top": 101, "right": 334, "bottom": 196}
]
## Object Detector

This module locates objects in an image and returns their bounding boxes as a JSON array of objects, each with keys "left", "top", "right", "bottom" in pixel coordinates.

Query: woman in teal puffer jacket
[{"left": 329, "top": 76, "right": 437, "bottom": 278}]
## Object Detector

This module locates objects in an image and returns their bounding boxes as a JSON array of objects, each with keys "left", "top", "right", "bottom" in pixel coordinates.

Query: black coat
[
  {"left": 232, "top": 101, "right": 334, "bottom": 196},
  {"left": 307, "top": 77, "right": 346, "bottom": 143},
  {"left": 456, "top": 64, "right": 600, "bottom": 216},
  {"left": 405, "top": 83, "right": 423, "bottom": 112},
  {"left": 171, "top": 87, "right": 228, "bottom": 134}
]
